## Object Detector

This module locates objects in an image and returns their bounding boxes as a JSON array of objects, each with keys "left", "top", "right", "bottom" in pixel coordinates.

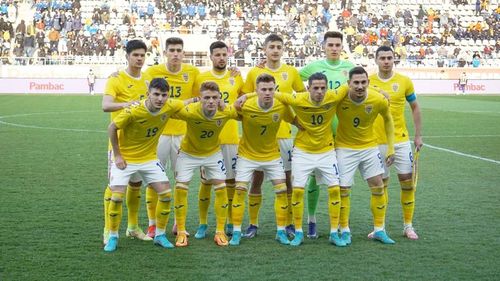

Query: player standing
[
  {"left": 102, "top": 39, "right": 152, "bottom": 245},
  {"left": 105, "top": 78, "right": 185, "bottom": 252},
  {"left": 192, "top": 41, "right": 244, "bottom": 238},
  {"left": 229, "top": 74, "right": 297, "bottom": 246},
  {"left": 335, "top": 67, "right": 396, "bottom": 245},
  {"left": 241, "top": 34, "right": 305, "bottom": 238},
  {"left": 299, "top": 31, "right": 356, "bottom": 239},
  {"left": 144, "top": 37, "right": 199, "bottom": 237},
  {"left": 172, "top": 82, "right": 238, "bottom": 247},
  {"left": 370, "top": 46, "right": 423, "bottom": 240}
]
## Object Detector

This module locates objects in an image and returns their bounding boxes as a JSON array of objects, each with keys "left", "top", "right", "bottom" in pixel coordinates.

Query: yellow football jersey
[
  {"left": 104, "top": 70, "right": 151, "bottom": 120},
  {"left": 274, "top": 90, "right": 346, "bottom": 153},
  {"left": 238, "top": 97, "right": 295, "bottom": 161},
  {"left": 112, "top": 99, "right": 185, "bottom": 163},
  {"left": 173, "top": 103, "right": 238, "bottom": 157},
  {"left": 336, "top": 88, "right": 394, "bottom": 153},
  {"left": 193, "top": 70, "right": 243, "bottom": 145},
  {"left": 145, "top": 63, "right": 200, "bottom": 135},
  {"left": 370, "top": 72, "right": 416, "bottom": 144},
  {"left": 242, "top": 64, "right": 305, "bottom": 139}
]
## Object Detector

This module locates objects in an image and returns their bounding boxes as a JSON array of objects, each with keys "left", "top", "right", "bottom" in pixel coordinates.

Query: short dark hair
[
  {"left": 149, "top": 78, "right": 169, "bottom": 92},
  {"left": 323, "top": 31, "right": 343, "bottom": 43},
  {"left": 200, "top": 81, "right": 220, "bottom": 93},
  {"left": 209, "top": 41, "right": 228, "bottom": 54},
  {"left": 256, "top": 73, "right": 276, "bottom": 85},
  {"left": 126, "top": 39, "right": 147, "bottom": 54},
  {"left": 375, "top": 45, "right": 394, "bottom": 58},
  {"left": 308, "top": 72, "right": 328, "bottom": 86},
  {"left": 348, "top": 66, "right": 368, "bottom": 80},
  {"left": 263, "top": 34, "right": 284, "bottom": 47},
  {"left": 165, "top": 37, "right": 184, "bottom": 48}
]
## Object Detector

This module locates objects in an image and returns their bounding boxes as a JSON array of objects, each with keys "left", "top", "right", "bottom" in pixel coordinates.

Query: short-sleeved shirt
[
  {"left": 113, "top": 99, "right": 185, "bottom": 163},
  {"left": 238, "top": 97, "right": 295, "bottom": 161},
  {"left": 274, "top": 90, "right": 347, "bottom": 153},
  {"left": 370, "top": 72, "right": 416, "bottom": 144},
  {"left": 173, "top": 102, "right": 238, "bottom": 157},
  {"left": 193, "top": 70, "right": 244, "bottom": 145},
  {"left": 299, "top": 59, "right": 355, "bottom": 90},
  {"left": 104, "top": 70, "right": 151, "bottom": 120},
  {"left": 242, "top": 64, "right": 305, "bottom": 138},
  {"left": 336, "top": 88, "right": 391, "bottom": 150},
  {"left": 145, "top": 63, "right": 200, "bottom": 135}
]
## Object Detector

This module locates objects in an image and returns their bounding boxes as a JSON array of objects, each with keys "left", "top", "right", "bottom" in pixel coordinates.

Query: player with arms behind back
[{"left": 370, "top": 46, "right": 423, "bottom": 240}]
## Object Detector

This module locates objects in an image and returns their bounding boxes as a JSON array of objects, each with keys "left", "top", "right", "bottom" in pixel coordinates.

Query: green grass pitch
[{"left": 1, "top": 95, "right": 499, "bottom": 280}]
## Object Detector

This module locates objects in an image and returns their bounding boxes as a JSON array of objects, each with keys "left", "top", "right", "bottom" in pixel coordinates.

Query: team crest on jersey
[
  {"left": 323, "top": 104, "right": 332, "bottom": 110},
  {"left": 272, "top": 113, "right": 280, "bottom": 122},
  {"left": 281, "top": 72, "right": 288, "bottom": 80},
  {"left": 229, "top": 77, "right": 235, "bottom": 85},
  {"left": 342, "top": 70, "right": 348, "bottom": 77},
  {"left": 392, "top": 83, "right": 399, "bottom": 92},
  {"left": 365, "top": 105, "right": 373, "bottom": 114},
  {"left": 216, "top": 119, "right": 223, "bottom": 127},
  {"left": 182, "top": 73, "right": 189, "bottom": 82},
  {"left": 161, "top": 114, "right": 167, "bottom": 121}
]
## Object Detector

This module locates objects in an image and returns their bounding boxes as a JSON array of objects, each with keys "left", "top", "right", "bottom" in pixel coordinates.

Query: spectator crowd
[{"left": 1, "top": 0, "right": 499, "bottom": 67}]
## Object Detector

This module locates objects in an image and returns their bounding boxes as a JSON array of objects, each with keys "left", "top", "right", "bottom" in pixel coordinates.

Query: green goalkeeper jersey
[
  {"left": 299, "top": 59, "right": 355, "bottom": 90},
  {"left": 299, "top": 59, "right": 355, "bottom": 136}
]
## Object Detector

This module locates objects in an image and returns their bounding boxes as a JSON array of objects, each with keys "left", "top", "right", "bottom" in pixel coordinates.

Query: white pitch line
[
  {"left": 425, "top": 144, "right": 500, "bottom": 165},
  {"left": 424, "top": 135, "right": 500, "bottom": 138},
  {"left": 0, "top": 120, "right": 106, "bottom": 133},
  {"left": 0, "top": 110, "right": 106, "bottom": 133},
  {"left": 0, "top": 110, "right": 94, "bottom": 119}
]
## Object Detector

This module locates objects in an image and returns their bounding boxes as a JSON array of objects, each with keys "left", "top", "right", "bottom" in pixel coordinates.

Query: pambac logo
[
  {"left": 453, "top": 83, "right": 486, "bottom": 92},
  {"left": 29, "top": 81, "right": 65, "bottom": 91}
]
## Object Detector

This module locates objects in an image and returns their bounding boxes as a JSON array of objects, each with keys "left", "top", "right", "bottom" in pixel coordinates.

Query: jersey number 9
[{"left": 353, "top": 117, "right": 360, "bottom": 128}]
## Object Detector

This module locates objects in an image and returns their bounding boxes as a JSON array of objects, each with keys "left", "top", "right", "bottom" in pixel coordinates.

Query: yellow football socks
[
  {"left": 383, "top": 178, "right": 389, "bottom": 205},
  {"left": 400, "top": 179, "right": 415, "bottom": 226},
  {"left": 198, "top": 182, "right": 212, "bottom": 225},
  {"left": 108, "top": 191, "right": 124, "bottom": 235},
  {"left": 174, "top": 186, "right": 188, "bottom": 233},
  {"left": 370, "top": 186, "right": 386, "bottom": 231},
  {"left": 155, "top": 190, "right": 172, "bottom": 236},
  {"left": 274, "top": 183, "right": 288, "bottom": 229},
  {"left": 339, "top": 188, "right": 351, "bottom": 231},
  {"left": 328, "top": 186, "right": 341, "bottom": 232},
  {"left": 214, "top": 184, "right": 228, "bottom": 233},
  {"left": 292, "top": 188, "right": 305, "bottom": 231},
  {"left": 248, "top": 193, "right": 262, "bottom": 226},
  {"left": 145, "top": 186, "right": 158, "bottom": 226},
  {"left": 226, "top": 182, "right": 235, "bottom": 225},
  {"left": 103, "top": 186, "right": 112, "bottom": 232},
  {"left": 286, "top": 192, "right": 293, "bottom": 226},
  {"left": 126, "top": 186, "right": 141, "bottom": 228},
  {"left": 231, "top": 184, "right": 247, "bottom": 229}
]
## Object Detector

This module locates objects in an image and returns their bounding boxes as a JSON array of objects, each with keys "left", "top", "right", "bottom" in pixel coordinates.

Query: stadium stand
[{"left": 0, "top": 0, "right": 499, "bottom": 68}]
